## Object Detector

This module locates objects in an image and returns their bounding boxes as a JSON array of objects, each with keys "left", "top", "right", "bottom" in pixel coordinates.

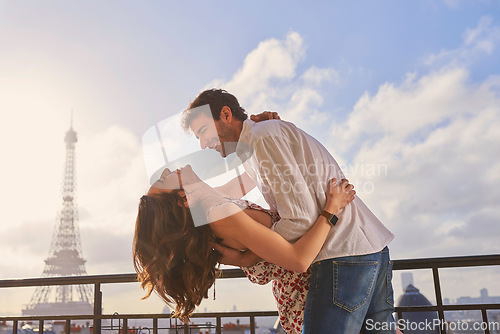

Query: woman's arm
[
  {"left": 210, "top": 178, "right": 355, "bottom": 272},
  {"left": 213, "top": 245, "right": 262, "bottom": 267}
]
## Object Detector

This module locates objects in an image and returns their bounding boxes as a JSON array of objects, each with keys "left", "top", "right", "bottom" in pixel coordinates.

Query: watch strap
[{"left": 321, "top": 210, "right": 338, "bottom": 226}]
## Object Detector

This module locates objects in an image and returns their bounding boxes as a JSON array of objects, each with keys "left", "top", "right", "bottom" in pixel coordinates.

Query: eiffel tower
[{"left": 23, "top": 119, "right": 93, "bottom": 316}]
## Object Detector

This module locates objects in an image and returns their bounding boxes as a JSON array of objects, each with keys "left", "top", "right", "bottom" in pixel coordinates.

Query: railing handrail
[
  {"left": 0, "top": 311, "right": 280, "bottom": 322},
  {"left": 0, "top": 273, "right": 136, "bottom": 288},
  {"left": 392, "top": 253, "right": 500, "bottom": 270},
  {"left": 1, "top": 254, "right": 500, "bottom": 288},
  {"left": 2, "top": 254, "right": 500, "bottom": 334}
]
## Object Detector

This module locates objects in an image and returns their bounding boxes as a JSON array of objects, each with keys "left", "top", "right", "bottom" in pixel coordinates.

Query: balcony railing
[{"left": 1, "top": 254, "right": 500, "bottom": 334}]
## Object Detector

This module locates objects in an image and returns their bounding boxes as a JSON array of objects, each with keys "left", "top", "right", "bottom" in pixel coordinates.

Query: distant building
[
  {"left": 397, "top": 284, "right": 440, "bottom": 334},
  {"left": 0, "top": 321, "right": 9, "bottom": 334},
  {"left": 52, "top": 322, "right": 91, "bottom": 334},
  {"left": 221, "top": 319, "right": 251, "bottom": 334},
  {"left": 456, "top": 288, "right": 500, "bottom": 305},
  {"left": 23, "top": 122, "right": 93, "bottom": 318},
  {"left": 402, "top": 272, "right": 415, "bottom": 292},
  {"left": 0, "top": 321, "right": 94, "bottom": 334},
  {"left": 397, "top": 271, "right": 500, "bottom": 334},
  {"left": 446, "top": 288, "right": 500, "bottom": 333},
  {"left": 4, "top": 322, "right": 55, "bottom": 334}
]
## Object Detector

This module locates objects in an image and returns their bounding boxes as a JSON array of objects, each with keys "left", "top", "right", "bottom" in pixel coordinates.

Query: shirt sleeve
[{"left": 249, "top": 134, "right": 322, "bottom": 243}]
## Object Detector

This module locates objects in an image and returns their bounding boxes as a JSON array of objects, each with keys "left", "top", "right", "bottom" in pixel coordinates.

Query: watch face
[{"left": 329, "top": 214, "right": 338, "bottom": 226}]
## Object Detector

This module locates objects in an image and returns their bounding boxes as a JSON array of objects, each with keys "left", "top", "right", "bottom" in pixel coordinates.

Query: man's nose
[{"left": 200, "top": 137, "right": 208, "bottom": 150}]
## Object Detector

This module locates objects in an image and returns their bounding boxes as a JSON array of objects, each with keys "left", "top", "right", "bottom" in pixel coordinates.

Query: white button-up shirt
[{"left": 236, "top": 119, "right": 394, "bottom": 262}]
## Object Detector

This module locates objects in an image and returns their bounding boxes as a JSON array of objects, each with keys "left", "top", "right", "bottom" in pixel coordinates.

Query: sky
[{"left": 1, "top": 0, "right": 499, "bottom": 319}]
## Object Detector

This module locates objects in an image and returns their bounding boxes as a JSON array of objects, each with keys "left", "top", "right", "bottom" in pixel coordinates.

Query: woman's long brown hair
[{"left": 133, "top": 192, "right": 220, "bottom": 322}]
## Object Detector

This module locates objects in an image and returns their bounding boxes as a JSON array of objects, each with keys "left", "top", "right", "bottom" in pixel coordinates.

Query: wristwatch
[{"left": 321, "top": 210, "right": 338, "bottom": 226}]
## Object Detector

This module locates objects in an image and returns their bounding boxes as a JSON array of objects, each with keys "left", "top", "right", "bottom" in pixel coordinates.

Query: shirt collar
[{"left": 236, "top": 119, "right": 255, "bottom": 160}]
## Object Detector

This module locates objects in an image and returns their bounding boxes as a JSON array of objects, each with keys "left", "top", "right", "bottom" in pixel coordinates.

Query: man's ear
[{"left": 220, "top": 106, "right": 233, "bottom": 124}]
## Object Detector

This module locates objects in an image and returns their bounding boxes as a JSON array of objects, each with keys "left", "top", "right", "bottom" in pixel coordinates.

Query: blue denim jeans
[{"left": 302, "top": 247, "right": 396, "bottom": 334}]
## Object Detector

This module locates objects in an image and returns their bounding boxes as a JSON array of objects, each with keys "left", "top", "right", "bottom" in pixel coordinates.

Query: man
[{"left": 181, "top": 88, "right": 396, "bottom": 333}]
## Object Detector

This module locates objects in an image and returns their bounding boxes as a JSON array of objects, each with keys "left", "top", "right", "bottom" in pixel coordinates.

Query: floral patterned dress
[{"left": 228, "top": 198, "right": 311, "bottom": 334}]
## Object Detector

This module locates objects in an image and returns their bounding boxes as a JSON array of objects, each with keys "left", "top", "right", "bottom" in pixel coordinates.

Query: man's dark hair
[{"left": 181, "top": 89, "right": 248, "bottom": 132}]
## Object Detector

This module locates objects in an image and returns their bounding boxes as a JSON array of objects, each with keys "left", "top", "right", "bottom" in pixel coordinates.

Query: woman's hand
[
  {"left": 177, "top": 165, "right": 203, "bottom": 187},
  {"left": 181, "top": 166, "right": 212, "bottom": 203},
  {"left": 250, "top": 111, "right": 281, "bottom": 122},
  {"left": 324, "top": 178, "right": 356, "bottom": 215}
]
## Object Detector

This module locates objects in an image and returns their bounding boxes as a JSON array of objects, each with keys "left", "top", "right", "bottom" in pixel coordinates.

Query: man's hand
[
  {"left": 213, "top": 243, "right": 262, "bottom": 267},
  {"left": 250, "top": 111, "right": 281, "bottom": 122}
]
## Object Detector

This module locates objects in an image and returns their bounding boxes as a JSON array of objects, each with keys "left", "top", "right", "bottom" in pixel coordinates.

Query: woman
[{"left": 133, "top": 165, "right": 355, "bottom": 332}]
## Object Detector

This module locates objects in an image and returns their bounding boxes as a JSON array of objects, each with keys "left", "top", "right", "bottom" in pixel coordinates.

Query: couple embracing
[{"left": 134, "top": 89, "right": 396, "bottom": 333}]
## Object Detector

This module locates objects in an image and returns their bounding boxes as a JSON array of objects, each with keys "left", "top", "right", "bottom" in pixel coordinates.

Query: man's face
[{"left": 190, "top": 112, "right": 236, "bottom": 157}]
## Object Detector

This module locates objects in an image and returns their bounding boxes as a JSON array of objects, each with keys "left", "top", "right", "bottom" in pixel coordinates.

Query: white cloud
[
  {"left": 442, "top": 0, "right": 462, "bottom": 9},
  {"left": 426, "top": 16, "right": 500, "bottom": 66},
  {"left": 206, "top": 32, "right": 340, "bottom": 133},
  {"left": 332, "top": 67, "right": 473, "bottom": 152},
  {"left": 301, "top": 66, "right": 340, "bottom": 86},
  {"left": 207, "top": 32, "right": 305, "bottom": 104},
  {"left": 328, "top": 67, "right": 500, "bottom": 259},
  {"left": 77, "top": 126, "right": 148, "bottom": 273}
]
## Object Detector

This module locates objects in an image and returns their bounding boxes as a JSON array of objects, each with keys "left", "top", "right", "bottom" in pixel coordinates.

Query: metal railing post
[
  {"left": 153, "top": 317, "right": 158, "bottom": 334},
  {"left": 13, "top": 320, "right": 18, "bottom": 334},
  {"left": 94, "top": 283, "right": 102, "bottom": 334},
  {"left": 65, "top": 319, "right": 71, "bottom": 334},
  {"left": 250, "top": 316, "right": 255, "bottom": 334},
  {"left": 396, "top": 310, "right": 403, "bottom": 323},
  {"left": 216, "top": 317, "right": 221, "bottom": 334},
  {"left": 481, "top": 308, "right": 490, "bottom": 334},
  {"left": 432, "top": 267, "right": 446, "bottom": 334},
  {"left": 122, "top": 318, "right": 128, "bottom": 334}
]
